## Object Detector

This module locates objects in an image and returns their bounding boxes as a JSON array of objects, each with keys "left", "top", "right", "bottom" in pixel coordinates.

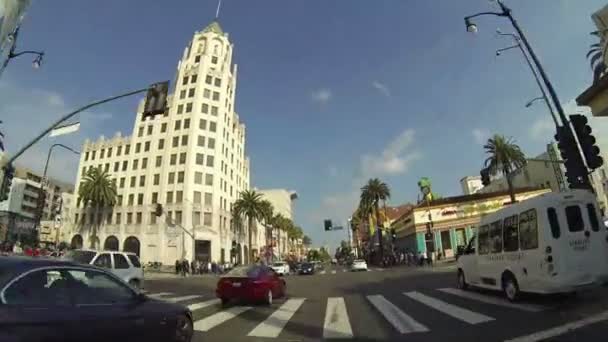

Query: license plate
[{"left": 232, "top": 282, "right": 241, "bottom": 287}]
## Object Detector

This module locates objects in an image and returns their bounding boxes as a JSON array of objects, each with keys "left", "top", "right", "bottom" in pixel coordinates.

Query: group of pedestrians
[{"left": 174, "top": 259, "right": 232, "bottom": 276}]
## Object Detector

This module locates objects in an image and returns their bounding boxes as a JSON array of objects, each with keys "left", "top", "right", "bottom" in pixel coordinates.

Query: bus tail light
[
  {"left": 547, "top": 264, "right": 555, "bottom": 273},
  {"left": 545, "top": 246, "right": 552, "bottom": 254},
  {"left": 546, "top": 255, "right": 553, "bottom": 263}
]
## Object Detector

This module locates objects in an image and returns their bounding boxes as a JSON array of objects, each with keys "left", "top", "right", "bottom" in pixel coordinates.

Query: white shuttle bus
[{"left": 457, "top": 190, "right": 608, "bottom": 301}]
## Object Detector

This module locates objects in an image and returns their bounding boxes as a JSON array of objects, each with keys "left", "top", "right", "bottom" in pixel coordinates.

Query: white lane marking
[
  {"left": 331, "top": 270, "right": 337, "bottom": 274},
  {"left": 194, "top": 306, "right": 253, "bottom": 332},
  {"left": 367, "top": 295, "right": 429, "bottom": 334},
  {"left": 505, "top": 309, "right": 608, "bottom": 342},
  {"left": 165, "top": 294, "right": 203, "bottom": 303},
  {"left": 147, "top": 292, "right": 173, "bottom": 298},
  {"left": 188, "top": 298, "right": 221, "bottom": 311},
  {"left": 438, "top": 288, "right": 546, "bottom": 312},
  {"left": 377, "top": 268, "right": 385, "bottom": 272},
  {"left": 368, "top": 269, "right": 374, "bottom": 272},
  {"left": 320, "top": 270, "right": 327, "bottom": 275},
  {"left": 404, "top": 291, "right": 494, "bottom": 324},
  {"left": 248, "top": 298, "right": 306, "bottom": 338},
  {"left": 323, "top": 297, "right": 353, "bottom": 339},
  {"left": 342, "top": 269, "right": 347, "bottom": 273}
]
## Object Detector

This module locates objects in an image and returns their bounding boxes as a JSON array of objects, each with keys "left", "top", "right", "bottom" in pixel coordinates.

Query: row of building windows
[{"left": 74, "top": 210, "right": 213, "bottom": 226}]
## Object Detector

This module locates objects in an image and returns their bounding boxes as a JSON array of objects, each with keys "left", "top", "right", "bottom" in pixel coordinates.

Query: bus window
[
  {"left": 587, "top": 203, "right": 600, "bottom": 232},
  {"left": 519, "top": 209, "right": 538, "bottom": 250},
  {"left": 565, "top": 205, "right": 584, "bottom": 232},
  {"left": 490, "top": 220, "right": 503, "bottom": 253},
  {"left": 503, "top": 215, "right": 519, "bottom": 252},
  {"left": 547, "top": 207, "right": 561, "bottom": 239},
  {"left": 478, "top": 225, "right": 490, "bottom": 255}
]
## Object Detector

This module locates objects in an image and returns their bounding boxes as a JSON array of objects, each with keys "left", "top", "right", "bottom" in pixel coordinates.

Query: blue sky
[{"left": 1, "top": 0, "right": 607, "bottom": 250}]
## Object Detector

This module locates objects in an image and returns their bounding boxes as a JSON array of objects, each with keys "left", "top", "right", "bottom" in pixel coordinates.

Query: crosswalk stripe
[
  {"left": 323, "top": 297, "right": 353, "bottom": 339},
  {"left": 165, "top": 295, "right": 203, "bottom": 303},
  {"left": 147, "top": 292, "right": 173, "bottom": 298},
  {"left": 367, "top": 295, "right": 429, "bottom": 334},
  {"left": 188, "top": 299, "right": 221, "bottom": 311},
  {"left": 438, "top": 288, "right": 545, "bottom": 312},
  {"left": 331, "top": 270, "right": 337, "bottom": 274},
  {"left": 248, "top": 298, "right": 306, "bottom": 338},
  {"left": 404, "top": 291, "right": 494, "bottom": 324},
  {"left": 194, "top": 306, "right": 253, "bottom": 332},
  {"left": 320, "top": 270, "right": 327, "bottom": 275},
  {"left": 377, "top": 268, "right": 385, "bottom": 272}
]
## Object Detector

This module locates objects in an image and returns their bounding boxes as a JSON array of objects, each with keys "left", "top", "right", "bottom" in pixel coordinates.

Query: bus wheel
[
  {"left": 457, "top": 270, "right": 468, "bottom": 290},
  {"left": 502, "top": 273, "right": 520, "bottom": 302}
]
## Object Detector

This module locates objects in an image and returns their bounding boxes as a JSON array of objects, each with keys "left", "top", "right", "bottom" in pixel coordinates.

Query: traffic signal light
[
  {"left": 391, "top": 228, "right": 397, "bottom": 241},
  {"left": 154, "top": 203, "right": 163, "bottom": 217},
  {"left": 143, "top": 81, "right": 169, "bottom": 118},
  {"left": 480, "top": 167, "right": 490, "bottom": 186},
  {"left": 555, "top": 126, "right": 589, "bottom": 189},
  {"left": 570, "top": 114, "right": 603, "bottom": 170},
  {"left": 324, "top": 219, "right": 332, "bottom": 231},
  {"left": 0, "top": 164, "right": 15, "bottom": 201}
]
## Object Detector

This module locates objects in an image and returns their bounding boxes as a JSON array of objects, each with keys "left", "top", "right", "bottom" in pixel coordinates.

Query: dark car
[
  {"left": 216, "top": 265, "right": 286, "bottom": 305},
  {"left": 0, "top": 256, "right": 193, "bottom": 342},
  {"left": 298, "top": 263, "right": 315, "bottom": 275}
]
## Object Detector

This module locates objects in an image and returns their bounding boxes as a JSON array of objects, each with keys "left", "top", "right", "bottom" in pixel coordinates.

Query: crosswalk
[
  {"left": 146, "top": 288, "right": 548, "bottom": 339},
  {"left": 306, "top": 267, "right": 384, "bottom": 276}
]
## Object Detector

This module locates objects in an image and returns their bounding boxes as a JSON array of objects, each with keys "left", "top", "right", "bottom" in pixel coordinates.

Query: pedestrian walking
[{"left": 175, "top": 259, "right": 181, "bottom": 275}]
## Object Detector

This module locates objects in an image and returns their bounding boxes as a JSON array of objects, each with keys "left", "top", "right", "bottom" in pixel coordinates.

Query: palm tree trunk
[
  {"left": 248, "top": 216, "right": 253, "bottom": 264},
  {"left": 504, "top": 166, "right": 516, "bottom": 203},
  {"left": 375, "top": 199, "right": 383, "bottom": 265}
]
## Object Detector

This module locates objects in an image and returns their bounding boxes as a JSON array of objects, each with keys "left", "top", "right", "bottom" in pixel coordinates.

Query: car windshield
[
  {"left": 65, "top": 250, "right": 97, "bottom": 264},
  {"left": 302, "top": 263, "right": 313, "bottom": 268}
]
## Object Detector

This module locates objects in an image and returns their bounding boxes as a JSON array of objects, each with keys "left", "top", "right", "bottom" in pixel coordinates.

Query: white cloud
[
  {"left": 471, "top": 128, "right": 490, "bottom": 144},
  {"left": 360, "top": 129, "right": 420, "bottom": 176},
  {"left": 0, "top": 80, "right": 118, "bottom": 185},
  {"left": 371, "top": 81, "right": 391, "bottom": 97},
  {"left": 311, "top": 88, "right": 332, "bottom": 104},
  {"left": 311, "top": 129, "right": 420, "bottom": 225},
  {"left": 528, "top": 117, "right": 555, "bottom": 141}
]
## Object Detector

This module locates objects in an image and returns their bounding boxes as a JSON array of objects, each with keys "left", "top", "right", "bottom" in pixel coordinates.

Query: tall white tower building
[{"left": 69, "top": 20, "right": 251, "bottom": 265}]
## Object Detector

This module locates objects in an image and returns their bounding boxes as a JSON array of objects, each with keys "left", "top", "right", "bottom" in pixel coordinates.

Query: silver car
[{"left": 65, "top": 249, "right": 144, "bottom": 289}]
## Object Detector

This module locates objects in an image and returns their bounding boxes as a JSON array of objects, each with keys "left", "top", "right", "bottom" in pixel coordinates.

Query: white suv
[
  {"left": 65, "top": 249, "right": 144, "bottom": 289},
  {"left": 271, "top": 261, "right": 290, "bottom": 276}
]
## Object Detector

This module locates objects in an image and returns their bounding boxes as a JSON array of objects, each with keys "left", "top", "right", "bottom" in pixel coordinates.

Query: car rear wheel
[
  {"left": 457, "top": 270, "right": 468, "bottom": 290},
  {"left": 221, "top": 297, "right": 230, "bottom": 306},
  {"left": 265, "top": 289, "right": 273, "bottom": 306},
  {"left": 128, "top": 279, "right": 140, "bottom": 290},
  {"left": 174, "top": 314, "right": 193, "bottom": 342}
]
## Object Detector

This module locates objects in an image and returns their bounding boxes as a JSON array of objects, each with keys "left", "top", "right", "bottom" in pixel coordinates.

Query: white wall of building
[{"left": 460, "top": 176, "right": 482, "bottom": 195}]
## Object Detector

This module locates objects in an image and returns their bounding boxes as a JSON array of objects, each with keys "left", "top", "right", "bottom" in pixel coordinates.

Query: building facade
[
  {"left": 68, "top": 20, "right": 252, "bottom": 265},
  {"left": 391, "top": 188, "right": 549, "bottom": 259},
  {"left": 460, "top": 176, "right": 483, "bottom": 195}
]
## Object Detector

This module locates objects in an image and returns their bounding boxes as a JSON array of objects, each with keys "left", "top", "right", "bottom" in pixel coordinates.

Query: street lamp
[
  {"left": 464, "top": 0, "right": 593, "bottom": 190},
  {"left": 525, "top": 97, "right": 545, "bottom": 108},
  {"left": 0, "top": 26, "right": 45, "bottom": 78}
]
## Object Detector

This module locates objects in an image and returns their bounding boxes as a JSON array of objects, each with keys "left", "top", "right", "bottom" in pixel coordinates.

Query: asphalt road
[{"left": 143, "top": 264, "right": 608, "bottom": 341}]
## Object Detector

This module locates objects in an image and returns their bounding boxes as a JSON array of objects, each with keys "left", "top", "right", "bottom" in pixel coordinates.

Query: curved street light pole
[{"left": 495, "top": 32, "right": 559, "bottom": 127}]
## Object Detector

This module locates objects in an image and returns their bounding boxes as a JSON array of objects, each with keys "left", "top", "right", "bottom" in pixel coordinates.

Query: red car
[{"left": 216, "top": 265, "right": 286, "bottom": 305}]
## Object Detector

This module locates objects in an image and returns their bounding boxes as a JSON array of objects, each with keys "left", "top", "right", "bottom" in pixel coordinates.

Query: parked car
[
  {"left": 216, "top": 265, "right": 286, "bottom": 305},
  {"left": 350, "top": 259, "right": 368, "bottom": 272},
  {"left": 64, "top": 249, "right": 144, "bottom": 289},
  {"left": 298, "top": 262, "right": 315, "bottom": 275},
  {"left": 270, "top": 261, "right": 290, "bottom": 276},
  {"left": 0, "top": 256, "right": 193, "bottom": 342}
]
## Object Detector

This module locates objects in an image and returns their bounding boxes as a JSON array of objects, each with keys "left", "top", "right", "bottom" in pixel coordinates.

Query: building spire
[{"left": 215, "top": 0, "right": 222, "bottom": 20}]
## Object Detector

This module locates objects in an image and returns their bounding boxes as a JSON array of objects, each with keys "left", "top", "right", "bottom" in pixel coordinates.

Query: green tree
[
  {"left": 360, "top": 178, "right": 391, "bottom": 262},
  {"left": 319, "top": 247, "right": 331, "bottom": 262},
  {"left": 233, "top": 190, "right": 265, "bottom": 264},
  {"left": 483, "top": 134, "right": 527, "bottom": 203},
  {"left": 302, "top": 235, "right": 312, "bottom": 246},
  {"left": 307, "top": 249, "right": 320, "bottom": 261},
  {"left": 588, "top": 30, "right": 607, "bottom": 84},
  {"left": 78, "top": 166, "right": 117, "bottom": 249}
]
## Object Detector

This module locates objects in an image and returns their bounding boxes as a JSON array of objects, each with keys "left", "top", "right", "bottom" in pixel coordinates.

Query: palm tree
[
  {"left": 360, "top": 178, "right": 391, "bottom": 264},
  {"left": 483, "top": 134, "right": 527, "bottom": 203},
  {"left": 588, "top": 31, "right": 607, "bottom": 84},
  {"left": 233, "top": 190, "right": 265, "bottom": 264},
  {"left": 259, "top": 200, "right": 274, "bottom": 251},
  {"left": 302, "top": 235, "right": 312, "bottom": 246},
  {"left": 78, "top": 166, "right": 117, "bottom": 249}
]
